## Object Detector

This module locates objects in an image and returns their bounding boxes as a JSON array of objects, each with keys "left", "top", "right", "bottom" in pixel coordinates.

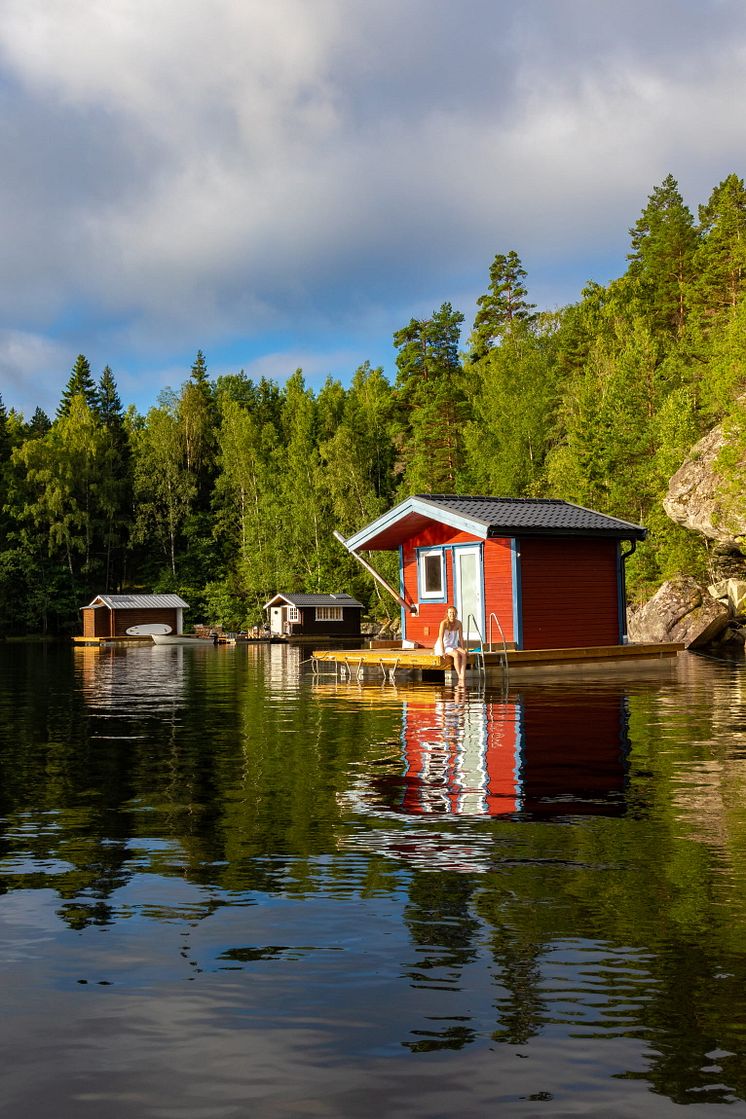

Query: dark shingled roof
[
  {"left": 265, "top": 593, "right": 364, "bottom": 608},
  {"left": 414, "top": 495, "right": 646, "bottom": 539}
]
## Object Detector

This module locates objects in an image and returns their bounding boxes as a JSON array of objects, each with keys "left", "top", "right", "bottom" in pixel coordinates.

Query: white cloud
[
  {"left": 0, "top": 330, "right": 72, "bottom": 418},
  {"left": 1, "top": 1, "right": 746, "bottom": 412}
]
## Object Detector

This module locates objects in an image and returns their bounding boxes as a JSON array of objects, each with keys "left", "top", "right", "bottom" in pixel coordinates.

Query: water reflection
[
  {"left": 2, "top": 647, "right": 746, "bottom": 1114},
  {"left": 75, "top": 643, "right": 188, "bottom": 728},
  {"left": 342, "top": 687, "right": 630, "bottom": 823}
]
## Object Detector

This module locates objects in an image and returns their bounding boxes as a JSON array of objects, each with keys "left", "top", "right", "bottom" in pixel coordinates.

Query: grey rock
[
  {"left": 664, "top": 425, "right": 746, "bottom": 548},
  {"left": 708, "top": 578, "right": 746, "bottom": 615},
  {"left": 628, "top": 576, "right": 731, "bottom": 648}
]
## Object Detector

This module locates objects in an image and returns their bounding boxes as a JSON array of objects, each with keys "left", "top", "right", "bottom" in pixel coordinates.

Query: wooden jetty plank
[{"left": 312, "top": 642, "right": 683, "bottom": 671}]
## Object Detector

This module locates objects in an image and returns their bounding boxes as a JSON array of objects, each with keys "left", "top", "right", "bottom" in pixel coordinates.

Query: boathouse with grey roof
[
  {"left": 80, "top": 593, "right": 190, "bottom": 639},
  {"left": 263, "top": 593, "right": 364, "bottom": 638},
  {"left": 340, "top": 495, "right": 646, "bottom": 651}
]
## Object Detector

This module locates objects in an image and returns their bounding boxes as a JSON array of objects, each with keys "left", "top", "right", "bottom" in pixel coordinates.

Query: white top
[{"left": 442, "top": 627, "right": 461, "bottom": 650}]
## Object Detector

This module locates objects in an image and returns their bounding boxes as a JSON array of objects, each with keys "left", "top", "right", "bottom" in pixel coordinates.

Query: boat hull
[{"left": 151, "top": 634, "right": 211, "bottom": 646}]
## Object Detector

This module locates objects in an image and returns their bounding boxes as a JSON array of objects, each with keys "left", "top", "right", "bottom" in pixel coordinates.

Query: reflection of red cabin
[
  {"left": 344, "top": 495, "right": 646, "bottom": 650},
  {"left": 377, "top": 690, "right": 628, "bottom": 819}
]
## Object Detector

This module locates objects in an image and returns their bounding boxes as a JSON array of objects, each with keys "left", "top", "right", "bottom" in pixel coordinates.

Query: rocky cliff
[
  {"left": 630, "top": 420, "right": 746, "bottom": 649},
  {"left": 664, "top": 423, "right": 746, "bottom": 569}
]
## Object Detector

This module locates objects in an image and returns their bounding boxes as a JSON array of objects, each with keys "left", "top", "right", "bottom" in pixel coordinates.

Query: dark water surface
[{"left": 2, "top": 643, "right": 746, "bottom": 1117}]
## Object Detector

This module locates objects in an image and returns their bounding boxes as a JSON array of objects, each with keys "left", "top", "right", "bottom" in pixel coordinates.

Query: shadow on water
[{"left": 1, "top": 645, "right": 746, "bottom": 1115}]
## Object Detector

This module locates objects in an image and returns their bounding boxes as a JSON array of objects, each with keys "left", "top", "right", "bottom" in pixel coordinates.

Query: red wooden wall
[
  {"left": 82, "top": 607, "right": 181, "bottom": 637},
  {"left": 484, "top": 538, "right": 514, "bottom": 645},
  {"left": 519, "top": 536, "right": 620, "bottom": 649},
  {"left": 402, "top": 527, "right": 514, "bottom": 646}
]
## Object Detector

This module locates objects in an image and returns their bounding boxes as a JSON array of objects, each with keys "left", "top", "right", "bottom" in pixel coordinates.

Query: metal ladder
[
  {"left": 487, "top": 611, "right": 510, "bottom": 685},
  {"left": 465, "top": 614, "right": 486, "bottom": 681}
]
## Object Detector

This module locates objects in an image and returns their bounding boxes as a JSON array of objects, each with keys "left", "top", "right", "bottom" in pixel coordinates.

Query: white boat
[{"left": 151, "top": 633, "right": 212, "bottom": 646}]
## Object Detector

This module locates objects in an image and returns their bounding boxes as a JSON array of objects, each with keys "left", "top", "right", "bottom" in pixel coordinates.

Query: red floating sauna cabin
[{"left": 341, "top": 494, "right": 646, "bottom": 651}]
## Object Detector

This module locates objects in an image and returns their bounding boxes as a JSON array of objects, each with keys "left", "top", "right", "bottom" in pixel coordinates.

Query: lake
[{"left": 1, "top": 641, "right": 746, "bottom": 1117}]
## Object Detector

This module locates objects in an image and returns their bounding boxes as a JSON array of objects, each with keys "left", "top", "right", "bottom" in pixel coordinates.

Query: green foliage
[
  {"left": 693, "top": 173, "right": 746, "bottom": 322},
  {"left": 464, "top": 319, "right": 559, "bottom": 496},
  {"left": 469, "top": 249, "right": 536, "bottom": 360},
  {"left": 57, "top": 354, "right": 99, "bottom": 417},
  {"left": 6, "top": 171, "right": 746, "bottom": 630},
  {"left": 627, "top": 174, "right": 697, "bottom": 338},
  {"left": 393, "top": 302, "right": 467, "bottom": 493}
]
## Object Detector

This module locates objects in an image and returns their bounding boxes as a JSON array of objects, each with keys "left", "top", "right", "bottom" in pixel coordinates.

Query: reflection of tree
[
  {"left": 6, "top": 648, "right": 746, "bottom": 1105},
  {"left": 629, "top": 943, "right": 746, "bottom": 1102},
  {"left": 401, "top": 870, "right": 481, "bottom": 1051},
  {"left": 489, "top": 926, "right": 545, "bottom": 1046}
]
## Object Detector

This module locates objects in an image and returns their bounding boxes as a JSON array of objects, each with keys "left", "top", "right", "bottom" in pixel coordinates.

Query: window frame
[
  {"left": 417, "top": 547, "right": 447, "bottom": 602},
  {"left": 315, "top": 606, "right": 344, "bottom": 622}
]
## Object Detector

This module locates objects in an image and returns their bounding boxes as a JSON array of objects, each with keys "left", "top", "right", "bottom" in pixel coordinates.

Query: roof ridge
[{"left": 416, "top": 493, "right": 568, "bottom": 505}]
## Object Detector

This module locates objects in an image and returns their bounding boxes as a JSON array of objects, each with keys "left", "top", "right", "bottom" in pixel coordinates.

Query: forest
[{"left": 1, "top": 172, "right": 745, "bottom": 636}]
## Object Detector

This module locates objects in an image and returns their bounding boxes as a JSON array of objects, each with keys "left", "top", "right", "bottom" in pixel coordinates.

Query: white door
[{"left": 454, "top": 546, "right": 483, "bottom": 642}]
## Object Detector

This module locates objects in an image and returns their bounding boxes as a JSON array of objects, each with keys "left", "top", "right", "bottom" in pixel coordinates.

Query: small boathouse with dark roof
[
  {"left": 264, "top": 593, "right": 364, "bottom": 639},
  {"left": 339, "top": 494, "right": 648, "bottom": 652}
]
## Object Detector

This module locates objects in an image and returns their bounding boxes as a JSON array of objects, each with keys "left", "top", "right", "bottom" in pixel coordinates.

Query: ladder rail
[
  {"left": 487, "top": 611, "right": 510, "bottom": 685},
  {"left": 465, "top": 613, "right": 486, "bottom": 680}
]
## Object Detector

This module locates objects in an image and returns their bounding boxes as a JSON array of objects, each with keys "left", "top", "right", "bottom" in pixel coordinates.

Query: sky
[{"left": 1, "top": 0, "right": 746, "bottom": 420}]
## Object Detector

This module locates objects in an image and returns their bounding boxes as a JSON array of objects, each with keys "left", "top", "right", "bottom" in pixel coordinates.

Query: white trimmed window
[
  {"left": 287, "top": 606, "right": 300, "bottom": 622},
  {"left": 419, "top": 549, "right": 445, "bottom": 599},
  {"left": 315, "top": 606, "right": 343, "bottom": 622}
]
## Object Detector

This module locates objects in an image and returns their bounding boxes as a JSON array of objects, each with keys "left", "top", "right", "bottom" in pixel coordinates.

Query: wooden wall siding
[
  {"left": 482, "top": 538, "right": 514, "bottom": 644},
  {"left": 402, "top": 527, "right": 515, "bottom": 647},
  {"left": 82, "top": 608, "right": 109, "bottom": 637},
  {"left": 519, "top": 537, "right": 620, "bottom": 650},
  {"left": 296, "top": 609, "right": 361, "bottom": 636},
  {"left": 109, "top": 608, "right": 180, "bottom": 636},
  {"left": 402, "top": 526, "right": 481, "bottom": 646}
]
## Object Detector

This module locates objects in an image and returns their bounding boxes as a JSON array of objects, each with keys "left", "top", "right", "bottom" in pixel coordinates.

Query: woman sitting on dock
[{"left": 434, "top": 605, "right": 467, "bottom": 687}]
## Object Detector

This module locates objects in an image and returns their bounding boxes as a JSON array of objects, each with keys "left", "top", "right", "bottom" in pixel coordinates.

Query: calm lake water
[{"left": 2, "top": 642, "right": 746, "bottom": 1118}]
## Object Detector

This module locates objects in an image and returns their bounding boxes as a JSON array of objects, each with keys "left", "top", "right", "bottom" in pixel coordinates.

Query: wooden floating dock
[
  {"left": 73, "top": 635, "right": 155, "bottom": 646},
  {"left": 311, "top": 642, "right": 684, "bottom": 683}
]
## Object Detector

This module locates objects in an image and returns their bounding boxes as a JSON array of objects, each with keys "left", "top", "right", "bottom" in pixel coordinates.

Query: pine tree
[
  {"left": 469, "top": 250, "right": 536, "bottom": 360},
  {"left": 627, "top": 174, "right": 698, "bottom": 338},
  {"left": 393, "top": 302, "right": 467, "bottom": 492},
  {"left": 0, "top": 393, "right": 10, "bottom": 464},
  {"left": 57, "top": 354, "right": 99, "bottom": 416},
  {"left": 190, "top": 349, "right": 209, "bottom": 386},
  {"left": 97, "top": 366, "right": 124, "bottom": 428},
  {"left": 693, "top": 173, "right": 746, "bottom": 320},
  {"left": 180, "top": 351, "right": 217, "bottom": 511},
  {"left": 27, "top": 407, "right": 52, "bottom": 437},
  {"left": 96, "top": 366, "right": 131, "bottom": 590}
]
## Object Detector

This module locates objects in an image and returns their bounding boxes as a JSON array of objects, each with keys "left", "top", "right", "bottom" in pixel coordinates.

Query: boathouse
[
  {"left": 340, "top": 495, "right": 646, "bottom": 650},
  {"left": 80, "top": 593, "right": 190, "bottom": 639},
  {"left": 263, "top": 593, "right": 364, "bottom": 639}
]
